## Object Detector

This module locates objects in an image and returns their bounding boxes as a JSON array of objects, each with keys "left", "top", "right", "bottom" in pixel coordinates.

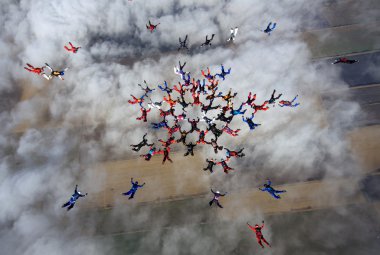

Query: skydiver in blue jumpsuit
[
  {"left": 122, "top": 178, "right": 145, "bottom": 199},
  {"left": 62, "top": 185, "right": 87, "bottom": 211},
  {"left": 230, "top": 103, "right": 247, "bottom": 116},
  {"left": 158, "top": 81, "right": 173, "bottom": 94},
  {"left": 215, "top": 64, "right": 231, "bottom": 80},
  {"left": 263, "top": 22, "right": 277, "bottom": 35},
  {"left": 242, "top": 114, "right": 261, "bottom": 130},
  {"left": 259, "top": 179, "right": 286, "bottom": 199},
  {"left": 152, "top": 120, "right": 169, "bottom": 129}
]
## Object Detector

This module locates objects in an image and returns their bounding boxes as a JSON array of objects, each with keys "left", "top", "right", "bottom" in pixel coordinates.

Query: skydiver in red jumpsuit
[
  {"left": 64, "top": 42, "right": 81, "bottom": 53},
  {"left": 24, "top": 63, "right": 45, "bottom": 75},
  {"left": 136, "top": 107, "right": 151, "bottom": 122},
  {"left": 157, "top": 147, "right": 173, "bottom": 164},
  {"left": 217, "top": 158, "right": 234, "bottom": 174},
  {"left": 332, "top": 57, "right": 358, "bottom": 64},
  {"left": 247, "top": 221, "right": 271, "bottom": 248},
  {"left": 222, "top": 124, "right": 240, "bottom": 137},
  {"left": 146, "top": 20, "right": 160, "bottom": 33}
]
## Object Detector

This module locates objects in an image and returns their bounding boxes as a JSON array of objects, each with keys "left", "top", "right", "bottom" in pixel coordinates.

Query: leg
[
  {"left": 67, "top": 203, "right": 75, "bottom": 211},
  {"left": 257, "top": 238, "right": 264, "bottom": 248},
  {"left": 128, "top": 191, "right": 135, "bottom": 199},
  {"left": 216, "top": 201, "right": 223, "bottom": 208},
  {"left": 261, "top": 237, "right": 271, "bottom": 247},
  {"left": 209, "top": 200, "right": 214, "bottom": 206},
  {"left": 62, "top": 201, "right": 70, "bottom": 208},
  {"left": 274, "top": 190, "right": 286, "bottom": 194},
  {"left": 269, "top": 192, "right": 281, "bottom": 199}
]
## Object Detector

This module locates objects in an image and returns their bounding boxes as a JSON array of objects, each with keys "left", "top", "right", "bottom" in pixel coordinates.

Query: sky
[{"left": 0, "top": 0, "right": 378, "bottom": 254}]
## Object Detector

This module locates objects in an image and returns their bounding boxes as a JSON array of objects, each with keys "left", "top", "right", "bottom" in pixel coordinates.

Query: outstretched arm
[
  {"left": 131, "top": 178, "right": 134, "bottom": 184},
  {"left": 267, "top": 179, "right": 272, "bottom": 186}
]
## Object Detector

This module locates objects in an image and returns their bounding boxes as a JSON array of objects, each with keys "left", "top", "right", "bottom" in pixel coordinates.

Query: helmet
[
  {"left": 135, "top": 181, "right": 138, "bottom": 184},
  {"left": 255, "top": 224, "right": 260, "bottom": 228},
  {"left": 60, "top": 71, "right": 65, "bottom": 75},
  {"left": 216, "top": 190, "right": 220, "bottom": 194}
]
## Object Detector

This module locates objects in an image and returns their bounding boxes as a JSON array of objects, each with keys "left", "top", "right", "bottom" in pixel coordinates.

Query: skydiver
[
  {"left": 217, "top": 158, "right": 234, "bottom": 174},
  {"left": 262, "top": 22, "right": 277, "bottom": 35},
  {"left": 215, "top": 64, "right": 231, "bottom": 80},
  {"left": 140, "top": 146, "right": 158, "bottom": 161},
  {"left": 203, "top": 158, "right": 217, "bottom": 173},
  {"left": 222, "top": 124, "right": 241, "bottom": 137},
  {"left": 206, "top": 138, "right": 223, "bottom": 154},
  {"left": 243, "top": 92, "right": 257, "bottom": 106},
  {"left": 24, "top": 63, "right": 45, "bottom": 75},
  {"left": 191, "top": 91, "right": 201, "bottom": 106},
  {"left": 158, "top": 81, "right": 173, "bottom": 94},
  {"left": 138, "top": 80, "right": 155, "bottom": 96},
  {"left": 227, "top": 27, "right": 238, "bottom": 42},
  {"left": 196, "top": 129, "right": 208, "bottom": 144},
  {"left": 64, "top": 42, "right": 81, "bottom": 53},
  {"left": 242, "top": 114, "right": 261, "bottom": 130},
  {"left": 200, "top": 34, "right": 215, "bottom": 47},
  {"left": 174, "top": 61, "right": 188, "bottom": 80},
  {"left": 130, "top": 133, "right": 154, "bottom": 152},
  {"left": 217, "top": 88, "right": 237, "bottom": 102},
  {"left": 157, "top": 147, "right": 173, "bottom": 164},
  {"left": 122, "top": 178, "right": 145, "bottom": 199},
  {"left": 128, "top": 94, "right": 145, "bottom": 107},
  {"left": 208, "top": 123, "right": 223, "bottom": 138},
  {"left": 252, "top": 101, "right": 269, "bottom": 114},
  {"left": 201, "top": 67, "right": 214, "bottom": 81},
  {"left": 332, "top": 57, "right": 358, "bottom": 64},
  {"left": 163, "top": 93, "right": 177, "bottom": 107},
  {"left": 184, "top": 142, "right": 197, "bottom": 156},
  {"left": 259, "top": 179, "right": 286, "bottom": 199},
  {"left": 136, "top": 107, "right": 151, "bottom": 122},
  {"left": 201, "top": 98, "right": 220, "bottom": 114},
  {"left": 225, "top": 148, "right": 245, "bottom": 158},
  {"left": 178, "top": 35, "right": 189, "bottom": 51},
  {"left": 230, "top": 103, "right": 247, "bottom": 116},
  {"left": 216, "top": 112, "right": 234, "bottom": 124},
  {"left": 188, "top": 118, "right": 200, "bottom": 133},
  {"left": 173, "top": 82, "right": 187, "bottom": 96},
  {"left": 266, "top": 89, "right": 282, "bottom": 105},
  {"left": 62, "top": 185, "right": 87, "bottom": 211},
  {"left": 278, "top": 95, "right": 300, "bottom": 107},
  {"left": 43, "top": 63, "right": 68, "bottom": 81},
  {"left": 247, "top": 221, "right": 271, "bottom": 248},
  {"left": 177, "top": 128, "right": 189, "bottom": 144},
  {"left": 209, "top": 189, "right": 227, "bottom": 208},
  {"left": 151, "top": 119, "right": 169, "bottom": 129},
  {"left": 146, "top": 20, "right": 160, "bottom": 32}
]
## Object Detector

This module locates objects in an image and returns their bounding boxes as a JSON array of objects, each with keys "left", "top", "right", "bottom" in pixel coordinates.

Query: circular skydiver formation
[
  {"left": 128, "top": 60, "right": 299, "bottom": 175},
  {"left": 23, "top": 14, "right": 358, "bottom": 249}
]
